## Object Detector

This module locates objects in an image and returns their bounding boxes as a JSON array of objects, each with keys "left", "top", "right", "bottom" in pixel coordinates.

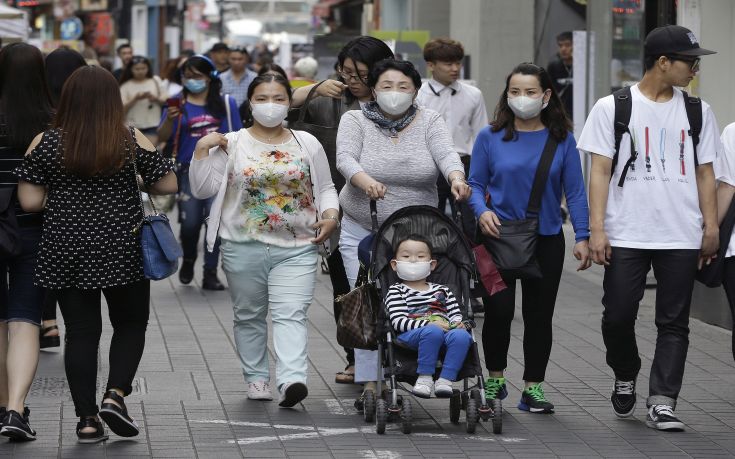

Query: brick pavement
[{"left": 1, "top": 227, "right": 734, "bottom": 458}]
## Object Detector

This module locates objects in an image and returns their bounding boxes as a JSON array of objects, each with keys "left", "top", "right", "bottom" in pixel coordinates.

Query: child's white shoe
[
  {"left": 412, "top": 375, "right": 433, "bottom": 399},
  {"left": 434, "top": 378, "right": 453, "bottom": 398}
]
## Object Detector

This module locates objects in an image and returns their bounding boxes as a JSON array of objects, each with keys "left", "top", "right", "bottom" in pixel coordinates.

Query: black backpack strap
[
  {"left": 526, "top": 133, "right": 559, "bottom": 216},
  {"left": 681, "top": 90, "right": 703, "bottom": 167},
  {"left": 612, "top": 86, "right": 637, "bottom": 187}
]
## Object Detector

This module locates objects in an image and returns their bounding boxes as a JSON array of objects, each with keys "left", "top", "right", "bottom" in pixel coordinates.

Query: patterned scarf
[{"left": 361, "top": 101, "right": 417, "bottom": 137}]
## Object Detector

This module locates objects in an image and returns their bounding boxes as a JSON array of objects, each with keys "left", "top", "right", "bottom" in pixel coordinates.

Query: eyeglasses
[
  {"left": 666, "top": 55, "right": 700, "bottom": 72},
  {"left": 339, "top": 70, "right": 368, "bottom": 83},
  {"left": 131, "top": 56, "right": 148, "bottom": 64}
]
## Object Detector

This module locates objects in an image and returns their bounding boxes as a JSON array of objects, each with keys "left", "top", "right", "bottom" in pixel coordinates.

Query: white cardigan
[{"left": 189, "top": 129, "right": 340, "bottom": 252}]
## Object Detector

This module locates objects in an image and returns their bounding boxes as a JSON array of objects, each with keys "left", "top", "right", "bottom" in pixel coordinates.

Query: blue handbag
[{"left": 132, "top": 152, "right": 182, "bottom": 280}]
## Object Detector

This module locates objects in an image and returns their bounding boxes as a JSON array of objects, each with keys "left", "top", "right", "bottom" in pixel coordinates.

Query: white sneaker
[
  {"left": 278, "top": 382, "right": 308, "bottom": 407},
  {"left": 247, "top": 381, "right": 273, "bottom": 400},
  {"left": 434, "top": 378, "right": 453, "bottom": 398},
  {"left": 412, "top": 375, "right": 433, "bottom": 399}
]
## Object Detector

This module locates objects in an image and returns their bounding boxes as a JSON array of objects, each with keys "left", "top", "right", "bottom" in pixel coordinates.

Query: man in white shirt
[
  {"left": 417, "top": 38, "right": 487, "bottom": 237},
  {"left": 220, "top": 47, "right": 258, "bottom": 108},
  {"left": 714, "top": 122, "right": 735, "bottom": 363},
  {"left": 579, "top": 25, "right": 720, "bottom": 432}
]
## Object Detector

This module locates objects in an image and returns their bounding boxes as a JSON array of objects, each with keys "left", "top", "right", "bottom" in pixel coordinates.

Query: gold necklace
[{"left": 250, "top": 128, "right": 287, "bottom": 144}]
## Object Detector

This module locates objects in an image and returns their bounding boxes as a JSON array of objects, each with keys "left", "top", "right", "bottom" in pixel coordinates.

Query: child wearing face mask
[{"left": 386, "top": 234, "right": 472, "bottom": 398}]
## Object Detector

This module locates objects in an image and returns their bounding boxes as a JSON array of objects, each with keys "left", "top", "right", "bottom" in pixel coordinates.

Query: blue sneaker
[{"left": 518, "top": 383, "right": 554, "bottom": 413}]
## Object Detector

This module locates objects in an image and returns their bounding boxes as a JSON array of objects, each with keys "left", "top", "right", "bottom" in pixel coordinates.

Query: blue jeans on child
[{"left": 397, "top": 326, "right": 472, "bottom": 381}]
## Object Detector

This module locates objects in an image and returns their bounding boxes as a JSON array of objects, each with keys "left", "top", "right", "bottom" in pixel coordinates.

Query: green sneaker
[
  {"left": 484, "top": 377, "right": 508, "bottom": 401},
  {"left": 518, "top": 383, "right": 554, "bottom": 413}
]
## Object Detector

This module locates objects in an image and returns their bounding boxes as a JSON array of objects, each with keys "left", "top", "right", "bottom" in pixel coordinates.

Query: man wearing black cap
[
  {"left": 209, "top": 42, "right": 231, "bottom": 73},
  {"left": 578, "top": 25, "right": 722, "bottom": 431}
]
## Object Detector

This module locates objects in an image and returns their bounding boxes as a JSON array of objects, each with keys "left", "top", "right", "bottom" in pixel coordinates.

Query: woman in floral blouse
[{"left": 189, "top": 73, "right": 339, "bottom": 407}]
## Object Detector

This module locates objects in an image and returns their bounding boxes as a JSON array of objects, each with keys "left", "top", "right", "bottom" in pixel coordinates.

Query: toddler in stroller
[
  {"left": 387, "top": 234, "right": 472, "bottom": 399},
  {"left": 360, "top": 203, "right": 501, "bottom": 435}
]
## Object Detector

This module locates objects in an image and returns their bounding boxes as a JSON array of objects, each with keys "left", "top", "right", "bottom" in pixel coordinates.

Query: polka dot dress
[{"left": 14, "top": 128, "right": 173, "bottom": 289}]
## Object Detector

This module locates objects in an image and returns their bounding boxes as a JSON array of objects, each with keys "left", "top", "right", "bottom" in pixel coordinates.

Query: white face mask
[
  {"left": 375, "top": 91, "right": 414, "bottom": 116},
  {"left": 394, "top": 261, "right": 432, "bottom": 282},
  {"left": 251, "top": 102, "right": 289, "bottom": 128},
  {"left": 507, "top": 95, "right": 548, "bottom": 120}
]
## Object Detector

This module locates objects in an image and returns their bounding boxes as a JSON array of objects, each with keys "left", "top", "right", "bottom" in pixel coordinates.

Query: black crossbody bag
[{"left": 482, "top": 134, "right": 558, "bottom": 279}]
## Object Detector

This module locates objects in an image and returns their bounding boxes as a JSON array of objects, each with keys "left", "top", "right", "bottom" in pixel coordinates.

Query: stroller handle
[{"left": 370, "top": 199, "right": 379, "bottom": 232}]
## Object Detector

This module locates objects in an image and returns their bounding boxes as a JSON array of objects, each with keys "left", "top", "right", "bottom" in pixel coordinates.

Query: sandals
[
  {"left": 335, "top": 365, "right": 355, "bottom": 384},
  {"left": 98, "top": 390, "right": 140, "bottom": 437},
  {"left": 76, "top": 417, "right": 108, "bottom": 444},
  {"left": 39, "top": 325, "right": 60, "bottom": 349}
]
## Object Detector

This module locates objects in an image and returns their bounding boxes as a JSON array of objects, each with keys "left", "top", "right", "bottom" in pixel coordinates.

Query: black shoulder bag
[{"left": 482, "top": 134, "right": 558, "bottom": 279}]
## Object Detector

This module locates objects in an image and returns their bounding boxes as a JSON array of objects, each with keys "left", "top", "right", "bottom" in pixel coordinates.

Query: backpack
[{"left": 611, "top": 85, "right": 703, "bottom": 187}]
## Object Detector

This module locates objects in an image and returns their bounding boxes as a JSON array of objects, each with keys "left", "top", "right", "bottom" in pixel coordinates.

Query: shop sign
[{"left": 60, "top": 16, "right": 83, "bottom": 40}]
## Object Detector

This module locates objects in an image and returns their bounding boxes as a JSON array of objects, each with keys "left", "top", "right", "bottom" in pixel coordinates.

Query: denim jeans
[
  {"left": 339, "top": 215, "right": 380, "bottom": 383},
  {"left": 397, "top": 326, "right": 472, "bottom": 381},
  {"left": 177, "top": 165, "right": 220, "bottom": 270},
  {"left": 0, "top": 226, "right": 44, "bottom": 325},
  {"left": 601, "top": 247, "right": 699, "bottom": 408},
  {"left": 220, "top": 239, "right": 317, "bottom": 387}
]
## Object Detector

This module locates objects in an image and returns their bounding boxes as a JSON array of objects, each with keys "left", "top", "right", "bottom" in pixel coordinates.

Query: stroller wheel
[
  {"left": 466, "top": 397, "right": 478, "bottom": 434},
  {"left": 492, "top": 398, "right": 503, "bottom": 417},
  {"left": 492, "top": 416, "right": 503, "bottom": 434},
  {"left": 376, "top": 399, "right": 387, "bottom": 435},
  {"left": 400, "top": 398, "right": 412, "bottom": 434},
  {"left": 449, "top": 389, "right": 461, "bottom": 424},
  {"left": 363, "top": 390, "right": 376, "bottom": 423}
]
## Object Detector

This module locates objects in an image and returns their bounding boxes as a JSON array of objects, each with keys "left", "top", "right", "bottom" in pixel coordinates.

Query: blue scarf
[{"left": 361, "top": 101, "right": 417, "bottom": 137}]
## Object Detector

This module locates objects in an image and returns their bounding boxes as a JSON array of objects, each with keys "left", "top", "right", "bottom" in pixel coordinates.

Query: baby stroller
[{"left": 359, "top": 201, "right": 502, "bottom": 435}]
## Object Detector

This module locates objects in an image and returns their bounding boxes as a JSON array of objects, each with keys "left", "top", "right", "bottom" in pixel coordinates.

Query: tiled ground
[{"left": 1, "top": 227, "right": 733, "bottom": 458}]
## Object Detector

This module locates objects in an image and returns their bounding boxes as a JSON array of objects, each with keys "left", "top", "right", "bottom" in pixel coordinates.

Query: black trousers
[
  {"left": 56, "top": 279, "right": 150, "bottom": 417},
  {"left": 42, "top": 290, "right": 57, "bottom": 321},
  {"left": 482, "top": 232, "right": 565, "bottom": 382},
  {"left": 601, "top": 247, "right": 699, "bottom": 406},
  {"left": 720, "top": 258, "right": 735, "bottom": 362}
]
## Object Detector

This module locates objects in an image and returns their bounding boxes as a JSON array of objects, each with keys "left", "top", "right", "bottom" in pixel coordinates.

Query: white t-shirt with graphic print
[
  {"left": 578, "top": 84, "right": 721, "bottom": 250},
  {"left": 715, "top": 122, "right": 735, "bottom": 257}
]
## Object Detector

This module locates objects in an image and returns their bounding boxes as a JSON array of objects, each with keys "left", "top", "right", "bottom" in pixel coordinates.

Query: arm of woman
[
  {"left": 121, "top": 85, "right": 141, "bottom": 114},
  {"left": 16, "top": 133, "right": 47, "bottom": 212},
  {"left": 157, "top": 106, "right": 178, "bottom": 142},
  {"left": 133, "top": 129, "right": 177, "bottom": 195},
  {"left": 561, "top": 135, "right": 592, "bottom": 270},
  {"left": 468, "top": 129, "right": 502, "bottom": 238},
  {"left": 189, "top": 132, "right": 230, "bottom": 199},
  {"left": 291, "top": 79, "right": 347, "bottom": 108},
  {"left": 306, "top": 135, "right": 340, "bottom": 243},
  {"left": 425, "top": 112, "right": 469, "bottom": 199}
]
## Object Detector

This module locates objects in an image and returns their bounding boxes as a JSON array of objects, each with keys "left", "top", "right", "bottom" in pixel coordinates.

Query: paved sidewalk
[{"left": 2, "top": 227, "right": 734, "bottom": 458}]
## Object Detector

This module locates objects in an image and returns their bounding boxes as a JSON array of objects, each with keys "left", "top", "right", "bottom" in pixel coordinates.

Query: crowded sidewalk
[{"left": 1, "top": 227, "right": 733, "bottom": 458}]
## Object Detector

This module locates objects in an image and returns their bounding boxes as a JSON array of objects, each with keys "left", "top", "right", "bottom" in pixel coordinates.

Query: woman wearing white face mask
[
  {"left": 189, "top": 74, "right": 340, "bottom": 407},
  {"left": 468, "top": 63, "right": 591, "bottom": 414},
  {"left": 336, "top": 59, "right": 470, "bottom": 408}
]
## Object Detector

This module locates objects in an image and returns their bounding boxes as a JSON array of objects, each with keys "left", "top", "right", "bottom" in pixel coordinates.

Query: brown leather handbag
[{"left": 335, "top": 266, "right": 379, "bottom": 350}]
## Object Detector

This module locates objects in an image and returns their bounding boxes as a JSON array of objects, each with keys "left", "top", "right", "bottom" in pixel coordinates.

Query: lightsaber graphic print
[{"left": 679, "top": 129, "right": 686, "bottom": 176}]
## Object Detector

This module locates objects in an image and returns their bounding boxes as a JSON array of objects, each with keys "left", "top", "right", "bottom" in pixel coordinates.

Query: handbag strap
[
  {"left": 526, "top": 133, "right": 559, "bottom": 217},
  {"left": 224, "top": 94, "right": 233, "bottom": 132},
  {"left": 129, "top": 128, "right": 159, "bottom": 220}
]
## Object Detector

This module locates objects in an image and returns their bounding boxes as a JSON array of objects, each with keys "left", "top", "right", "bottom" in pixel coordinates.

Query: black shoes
[
  {"left": 98, "top": 390, "right": 140, "bottom": 438},
  {"left": 278, "top": 382, "right": 308, "bottom": 408},
  {"left": 202, "top": 268, "right": 225, "bottom": 290},
  {"left": 76, "top": 417, "right": 108, "bottom": 444},
  {"left": 1, "top": 408, "right": 36, "bottom": 441},
  {"left": 646, "top": 404, "right": 685, "bottom": 431},
  {"left": 40, "top": 325, "right": 61, "bottom": 349},
  {"left": 179, "top": 259, "right": 195, "bottom": 284},
  {"left": 611, "top": 379, "right": 637, "bottom": 418}
]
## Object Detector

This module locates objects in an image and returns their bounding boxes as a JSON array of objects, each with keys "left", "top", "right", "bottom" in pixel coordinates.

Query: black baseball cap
[
  {"left": 209, "top": 42, "right": 230, "bottom": 53},
  {"left": 644, "top": 25, "right": 715, "bottom": 57}
]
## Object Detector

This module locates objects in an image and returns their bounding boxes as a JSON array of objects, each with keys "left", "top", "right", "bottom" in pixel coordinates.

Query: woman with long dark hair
[
  {"left": 40, "top": 47, "right": 87, "bottom": 351},
  {"left": 120, "top": 56, "right": 166, "bottom": 144},
  {"left": 16, "top": 66, "right": 177, "bottom": 443},
  {"left": 468, "top": 63, "right": 590, "bottom": 413},
  {"left": 0, "top": 43, "right": 53, "bottom": 441},
  {"left": 158, "top": 55, "right": 242, "bottom": 290}
]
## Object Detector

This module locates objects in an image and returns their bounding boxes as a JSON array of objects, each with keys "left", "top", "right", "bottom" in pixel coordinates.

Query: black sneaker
[
  {"left": 0, "top": 408, "right": 36, "bottom": 441},
  {"left": 646, "top": 404, "right": 685, "bottom": 432},
  {"left": 278, "top": 382, "right": 308, "bottom": 408},
  {"left": 179, "top": 259, "right": 195, "bottom": 284},
  {"left": 611, "top": 379, "right": 636, "bottom": 418},
  {"left": 202, "top": 268, "right": 225, "bottom": 290},
  {"left": 518, "top": 383, "right": 554, "bottom": 413}
]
